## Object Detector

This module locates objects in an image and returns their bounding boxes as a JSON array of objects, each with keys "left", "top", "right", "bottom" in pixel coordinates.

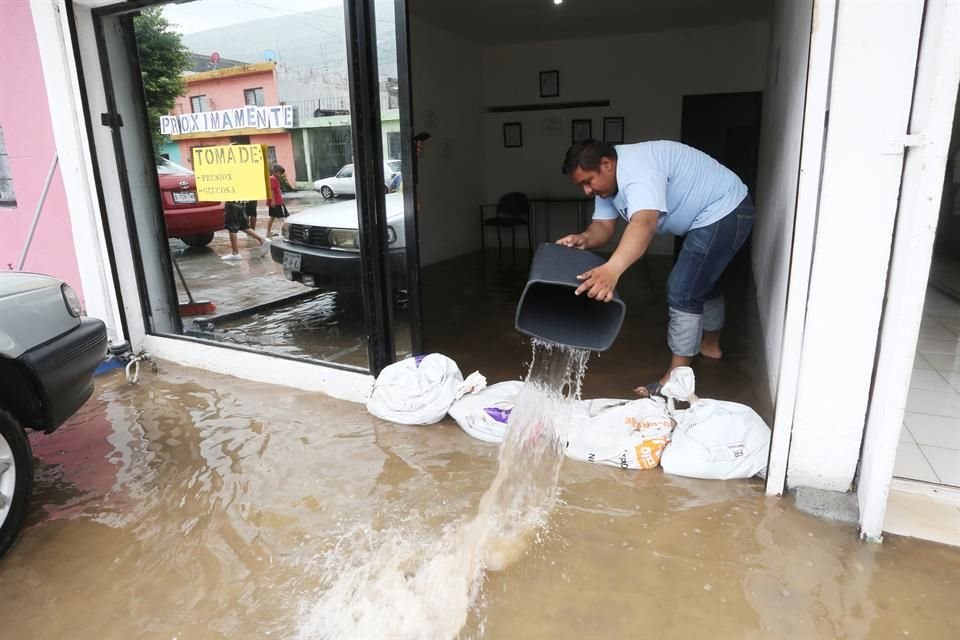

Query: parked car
[
  {"left": 0, "top": 273, "right": 107, "bottom": 558},
  {"left": 312, "top": 160, "right": 402, "bottom": 199},
  {"left": 156, "top": 157, "right": 225, "bottom": 247},
  {"left": 270, "top": 192, "right": 407, "bottom": 295}
]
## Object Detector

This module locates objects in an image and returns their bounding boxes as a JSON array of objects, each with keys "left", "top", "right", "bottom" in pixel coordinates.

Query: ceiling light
[{"left": 554, "top": 0, "right": 563, "bottom": 5}]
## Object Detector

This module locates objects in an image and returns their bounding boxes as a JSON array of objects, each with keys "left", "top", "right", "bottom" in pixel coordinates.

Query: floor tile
[
  {"left": 903, "top": 413, "right": 960, "bottom": 449},
  {"left": 919, "top": 352, "right": 960, "bottom": 373},
  {"left": 917, "top": 337, "right": 960, "bottom": 355},
  {"left": 935, "top": 370, "right": 960, "bottom": 394},
  {"left": 905, "top": 388, "right": 960, "bottom": 417},
  {"left": 926, "top": 308, "right": 960, "bottom": 320},
  {"left": 909, "top": 369, "right": 953, "bottom": 392},
  {"left": 914, "top": 353, "right": 934, "bottom": 370},
  {"left": 885, "top": 488, "right": 960, "bottom": 547},
  {"left": 894, "top": 441, "right": 940, "bottom": 483},
  {"left": 918, "top": 324, "right": 958, "bottom": 340},
  {"left": 919, "top": 446, "right": 960, "bottom": 487},
  {"left": 899, "top": 423, "right": 915, "bottom": 444}
]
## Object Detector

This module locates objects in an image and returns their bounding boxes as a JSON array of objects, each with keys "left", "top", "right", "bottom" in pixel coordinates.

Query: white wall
[
  {"left": 752, "top": 0, "right": 814, "bottom": 400},
  {"left": 786, "top": 0, "right": 924, "bottom": 492},
  {"left": 480, "top": 22, "right": 770, "bottom": 251},
  {"left": 409, "top": 16, "right": 483, "bottom": 267},
  {"left": 858, "top": 0, "right": 960, "bottom": 540}
]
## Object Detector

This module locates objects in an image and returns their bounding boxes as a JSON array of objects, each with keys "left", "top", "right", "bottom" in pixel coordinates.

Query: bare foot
[
  {"left": 634, "top": 381, "right": 663, "bottom": 398},
  {"left": 699, "top": 345, "right": 723, "bottom": 360},
  {"left": 701, "top": 330, "right": 723, "bottom": 360}
]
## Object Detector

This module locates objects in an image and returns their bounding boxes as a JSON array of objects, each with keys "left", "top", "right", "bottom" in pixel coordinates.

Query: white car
[
  {"left": 312, "top": 160, "right": 402, "bottom": 199},
  {"left": 269, "top": 192, "right": 407, "bottom": 293}
]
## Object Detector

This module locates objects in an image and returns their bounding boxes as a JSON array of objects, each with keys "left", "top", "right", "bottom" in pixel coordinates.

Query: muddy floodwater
[{"left": 1, "top": 364, "right": 958, "bottom": 639}]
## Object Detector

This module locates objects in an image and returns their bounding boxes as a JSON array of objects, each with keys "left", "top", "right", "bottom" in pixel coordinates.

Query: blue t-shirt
[{"left": 593, "top": 141, "right": 748, "bottom": 236}]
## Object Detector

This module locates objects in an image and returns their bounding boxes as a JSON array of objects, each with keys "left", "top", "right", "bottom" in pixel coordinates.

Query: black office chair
[{"left": 480, "top": 192, "right": 533, "bottom": 257}]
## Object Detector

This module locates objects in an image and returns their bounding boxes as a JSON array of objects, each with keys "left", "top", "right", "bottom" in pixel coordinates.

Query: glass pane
[
  {"left": 110, "top": 0, "right": 392, "bottom": 370},
  {"left": 373, "top": 0, "right": 417, "bottom": 362}
]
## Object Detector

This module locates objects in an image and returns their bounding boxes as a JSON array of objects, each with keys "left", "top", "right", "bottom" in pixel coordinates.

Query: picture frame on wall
[
  {"left": 572, "top": 119, "right": 592, "bottom": 144},
  {"left": 503, "top": 122, "right": 523, "bottom": 148},
  {"left": 539, "top": 70, "right": 559, "bottom": 98},
  {"left": 603, "top": 117, "right": 624, "bottom": 144}
]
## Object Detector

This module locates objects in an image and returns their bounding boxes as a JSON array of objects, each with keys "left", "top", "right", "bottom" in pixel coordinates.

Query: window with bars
[
  {"left": 244, "top": 88, "right": 265, "bottom": 107},
  {"left": 190, "top": 95, "right": 208, "bottom": 113},
  {"left": 0, "top": 124, "right": 16, "bottom": 208}
]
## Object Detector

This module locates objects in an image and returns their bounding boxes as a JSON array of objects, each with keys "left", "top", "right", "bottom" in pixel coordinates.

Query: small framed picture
[
  {"left": 503, "top": 122, "right": 523, "bottom": 148},
  {"left": 539, "top": 70, "right": 559, "bottom": 98},
  {"left": 603, "top": 117, "right": 624, "bottom": 144},
  {"left": 571, "top": 118, "right": 592, "bottom": 144}
]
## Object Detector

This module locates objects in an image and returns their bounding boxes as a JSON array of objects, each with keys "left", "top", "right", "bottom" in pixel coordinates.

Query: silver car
[{"left": 0, "top": 272, "right": 107, "bottom": 558}]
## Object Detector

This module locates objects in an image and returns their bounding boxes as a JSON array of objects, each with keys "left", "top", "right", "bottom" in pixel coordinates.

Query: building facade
[{"left": 4, "top": 0, "right": 960, "bottom": 546}]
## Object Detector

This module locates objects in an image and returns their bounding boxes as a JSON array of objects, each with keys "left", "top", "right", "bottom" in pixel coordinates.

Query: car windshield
[
  {"left": 156, "top": 157, "right": 194, "bottom": 175},
  {"left": 386, "top": 160, "right": 401, "bottom": 173}
]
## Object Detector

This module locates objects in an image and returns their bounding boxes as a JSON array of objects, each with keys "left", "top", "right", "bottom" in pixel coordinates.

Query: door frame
[
  {"left": 858, "top": 0, "right": 960, "bottom": 540},
  {"left": 763, "top": 0, "right": 837, "bottom": 496},
  {"left": 69, "top": 0, "right": 418, "bottom": 377}
]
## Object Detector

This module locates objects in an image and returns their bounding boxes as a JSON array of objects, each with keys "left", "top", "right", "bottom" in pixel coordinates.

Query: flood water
[{"left": 2, "top": 362, "right": 959, "bottom": 639}]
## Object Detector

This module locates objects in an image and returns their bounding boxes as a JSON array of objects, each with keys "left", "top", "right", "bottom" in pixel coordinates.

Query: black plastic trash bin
[{"left": 515, "top": 243, "right": 626, "bottom": 351}]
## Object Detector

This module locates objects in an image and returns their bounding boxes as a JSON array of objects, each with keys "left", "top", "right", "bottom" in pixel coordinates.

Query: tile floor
[{"left": 896, "top": 286, "right": 960, "bottom": 487}]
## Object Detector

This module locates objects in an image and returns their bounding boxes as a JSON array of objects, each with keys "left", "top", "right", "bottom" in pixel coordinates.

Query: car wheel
[
  {"left": 320, "top": 186, "right": 334, "bottom": 199},
  {"left": 180, "top": 232, "right": 215, "bottom": 248},
  {"left": 0, "top": 408, "right": 32, "bottom": 559}
]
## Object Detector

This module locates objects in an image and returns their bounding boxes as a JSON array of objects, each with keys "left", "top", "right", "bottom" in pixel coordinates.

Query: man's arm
[
  {"left": 575, "top": 210, "right": 659, "bottom": 301},
  {"left": 556, "top": 218, "right": 616, "bottom": 250}
]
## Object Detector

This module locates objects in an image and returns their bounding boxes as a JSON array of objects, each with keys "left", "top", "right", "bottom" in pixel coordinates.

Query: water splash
[{"left": 297, "top": 341, "right": 589, "bottom": 639}]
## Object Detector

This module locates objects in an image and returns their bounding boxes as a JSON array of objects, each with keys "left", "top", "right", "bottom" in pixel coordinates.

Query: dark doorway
[{"left": 678, "top": 91, "right": 763, "bottom": 262}]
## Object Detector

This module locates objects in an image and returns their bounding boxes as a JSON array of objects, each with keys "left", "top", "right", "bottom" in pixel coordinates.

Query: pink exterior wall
[
  {"left": 0, "top": 0, "right": 83, "bottom": 298},
  {"left": 172, "top": 68, "right": 279, "bottom": 116},
  {"left": 170, "top": 65, "right": 296, "bottom": 181}
]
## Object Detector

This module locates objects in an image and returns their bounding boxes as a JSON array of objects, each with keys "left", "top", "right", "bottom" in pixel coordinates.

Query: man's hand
[
  {"left": 556, "top": 233, "right": 588, "bottom": 249},
  {"left": 575, "top": 262, "right": 623, "bottom": 302}
]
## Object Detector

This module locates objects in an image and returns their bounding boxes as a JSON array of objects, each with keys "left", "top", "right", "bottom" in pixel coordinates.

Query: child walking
[
  {"left": 267, "top": 164, "right": 289, "bottom": 237},
  {"left": 222, "top": 200, "right": 270, "bottom": 261}
]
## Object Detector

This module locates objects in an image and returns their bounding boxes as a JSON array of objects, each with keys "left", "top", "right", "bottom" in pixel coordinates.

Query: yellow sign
[{"left": 191, "top": 144, "right": 269, "bottom": 201}]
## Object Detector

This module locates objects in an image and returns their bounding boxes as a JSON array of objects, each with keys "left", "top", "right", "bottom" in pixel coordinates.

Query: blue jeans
[{"left": 666, "top": 196, "right": 754, "bottom": 357}]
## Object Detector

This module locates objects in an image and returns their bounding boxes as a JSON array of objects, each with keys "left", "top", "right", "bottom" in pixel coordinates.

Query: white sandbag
[
  {"left": 659, "top": 367, "right": 770, "bottom": 480},
  {"left": 448, "top": 381, "right": 524, "bottom": 443},
  {"left": 565, "top": 397, "right": 674, "bottom": 470},
  {"left": 366, "top": 354, "right": 486, "bottom": 425}
]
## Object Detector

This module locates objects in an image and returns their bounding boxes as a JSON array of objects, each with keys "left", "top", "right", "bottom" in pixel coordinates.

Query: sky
[{"left": 162, "top": 0, "right": 344, "bottom": 35}]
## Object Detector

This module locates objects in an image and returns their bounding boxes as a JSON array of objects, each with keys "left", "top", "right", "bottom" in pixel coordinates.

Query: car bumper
[
  {"left": 270, "top": 238, "right": 407, "bottom": 289},
  {"left": 164, "top": 204, "right": 225, "bottom": 237},
  {"left": 17, "top": 317, "right": 107, "bottom": 432}
]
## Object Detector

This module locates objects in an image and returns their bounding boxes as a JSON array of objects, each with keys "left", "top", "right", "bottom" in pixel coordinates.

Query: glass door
[{"left": 92, "top": 0, "right": 421, "bottom": 373}]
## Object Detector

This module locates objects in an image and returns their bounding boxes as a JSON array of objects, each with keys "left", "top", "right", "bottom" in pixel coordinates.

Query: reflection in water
[
  {"left": 3, "top": 366, "right": 960, "bottom": 640},
  {"left": 185, "top": 290, "right": 411, "bottom": 369}
]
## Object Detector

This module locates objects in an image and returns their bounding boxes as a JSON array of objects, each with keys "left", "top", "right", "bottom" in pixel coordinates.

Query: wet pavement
[
  {"left": 169, "top": 195, "right": 411, "bottom": 369},
  {"left": 1, "top": 364, "right": 959, "bottom": 639}
]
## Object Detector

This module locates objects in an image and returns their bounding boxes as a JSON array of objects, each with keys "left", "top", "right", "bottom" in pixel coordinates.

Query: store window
[
  {"left": 94, "top": 0, "right": 414, "bottom": 373},
  {"left": 0, "top": 124, "right": 15, "bottom": 208},
  {"left": 244, "top": 87, "right": 265, "bottom": 107}
]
